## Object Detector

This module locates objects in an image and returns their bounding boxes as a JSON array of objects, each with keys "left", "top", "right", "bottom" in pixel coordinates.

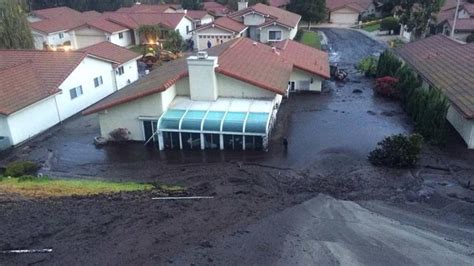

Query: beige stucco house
[{"left": 83, "top": 38, "right": 329, "bottom": 151}]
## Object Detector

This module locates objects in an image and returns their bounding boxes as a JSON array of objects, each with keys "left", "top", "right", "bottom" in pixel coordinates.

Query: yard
[
  {"left": 298, "top": 30, "right": 322, "bottom": 49},
  {"left": 362, "top": 22, "right": 381, "bottom": 32},
  {"left": 0, "top": 176, "right": 152, "bottom": 198}
]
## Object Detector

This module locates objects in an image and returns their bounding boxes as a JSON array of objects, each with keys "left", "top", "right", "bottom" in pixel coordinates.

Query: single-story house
[
  {"left": 395, "top": 34, "right": 474, "bottom": 149},
  {"left": 28, "top": 7, "right": 102, "bottom": 50},
  {"left": 192, "top": 17, "right": 248, "bottom": 50},
  {"left": 194, "top": 3, "right": 301, "bottom": 50},
  {"left": 326, "top": 0, "right": 376, "bottom": 25},
  {"left": 69, "top": 18, "right": 135, "bottom": 49},
  {"left": 0, "top": 44, "right": 140, "bottom": 147},
  {"left": 435, "top": 0, "right": 474, "bottom": 42},
  {"left": 186, "top": 10, "right": 215, "bottom": 28},
  {"left": 82, "top": 37, "right": 329, "bottom": 151}
]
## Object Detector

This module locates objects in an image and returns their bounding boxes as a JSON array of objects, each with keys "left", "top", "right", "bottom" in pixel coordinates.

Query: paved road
[{"left": 173, "top": 195, "right": 474, "bottom": 265}]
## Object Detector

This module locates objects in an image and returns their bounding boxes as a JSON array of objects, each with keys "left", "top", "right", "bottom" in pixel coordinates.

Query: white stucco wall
[
  {"left": 46, "top": 31, "right": 72, "bottom": 47},
  {"left": 71, "top": 27, "right": 107, "bottom": 49},
  {"left": 99, "top": 93, "right": 162, "bottom": 141},
  {"left": 176, "top": 17, "right": 194, "bottom": 40},
  {"left": 6, "top": 96, "right": 60, "bottom": 145},
  {"left": 194, "top": 26, "right": 235, "bottom": 50},
  {"left": 200, "top": 15, "right": 214, "bottom": 25},
  {"left": 0, "top": 116, "right": 12, "bottom": 145},
  {"left": 289, "top": 26, "right": 298, "bottom": 40},
  {"left": 188, "top": 56, "right": 219, "bottom": 101},
  {"left": 32, "top": 31, "right": 47, "bottom": 49},
  {"left": 447, "top": 106, "right": 474, "bottom": 149},
  {"left": 56, "top": 57, "right": 116, "bottom": 120},
  {"left": 259, "top": 24, "right": 291, "bottom": 43},
  {"left": 243, "top": 13, "right": 265, "bottom": 26},
  {"left": 109, "top": 30, "right": 133, "bottom": 47},
  {"left": 289, "top": 68, "right": 323, "bottom": 92},
  {"left": 176, "top": 77, "right": 190, "bottom": 95},
  {"left": 115, "top": 59, "right": 139, "bottom": 90},
  {"left": 216, "top": 74, "right": 277, "bottom": 98}
]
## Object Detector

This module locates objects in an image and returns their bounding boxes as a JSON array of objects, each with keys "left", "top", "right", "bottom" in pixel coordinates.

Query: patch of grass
[
  {"left": 362, "top": 22, "right": 381, "bottom": 32},
  {"left": 0, "top": 177, "right": 153, "bottom": 198},
  {"left": 299, "top": 31, "right": 321, "bottom": 49}
]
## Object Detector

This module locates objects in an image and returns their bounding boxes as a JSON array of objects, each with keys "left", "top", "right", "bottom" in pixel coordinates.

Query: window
[
  {"left": 118, "top": 32, "right": 123, "bottom": 39},
  {"left": 117, "top": 66, "right": 124, "bottom": 76},
  {"left": 59, "top": 32, "right": 64, "bottom": 39},
  {"left": 69, "top": 86, "right": 83, "bottom": 100},
  {"left": 268, "top": 30, "right": 282, "bottom": 41},
  {"left": 93, "top": 76, "right": 103, "bottom": 87},
  {"left": 186, "top": 25, "right": 190, "bottom": 33}
]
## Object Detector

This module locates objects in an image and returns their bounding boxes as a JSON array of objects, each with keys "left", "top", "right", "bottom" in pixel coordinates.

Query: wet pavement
[{"left": 1, "top": 28, "right": 414, "bottom": 174}]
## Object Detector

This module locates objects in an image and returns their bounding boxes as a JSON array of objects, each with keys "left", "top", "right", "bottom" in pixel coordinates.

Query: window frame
[
  {"left": 118, "top": 32, "right": 123, "bottom": 39},
  {"left": 117, "top": 66, "right": 125, "bottom": 76},
  {"left": 268, "top": 30, "right": 282, "bottom": 41},
  {"left": 58, "top": 32, "right": 64, "bottom": 39},
  {"left": 69, "top": 85, "right": 83, "bottom": 100},
  {"left": 93, "top": 76, "right": 103, "bottom": 87}
]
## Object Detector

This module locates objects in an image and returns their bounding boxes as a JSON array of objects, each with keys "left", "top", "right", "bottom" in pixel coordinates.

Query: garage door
[{"left": 330, "top": 10, "right": 359, "bottom": 25}]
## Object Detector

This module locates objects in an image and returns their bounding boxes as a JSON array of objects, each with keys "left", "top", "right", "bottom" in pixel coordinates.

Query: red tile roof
[
  {"left": 447, "top": 18, "right": 474, "bottom": 31},
  {"left": 32, "top": 6, "right": 81, "bottom": 19},
  {"left": 103, "top": 12, "right": 189, "bottom": 30},
  {"left": 326, "top": 0, "right": 373, "bottom": 12},
  {"left": 186, "top": 10, "right": 212, "bottom": 20},
  {"left": 203, "top": 1, "right": 229, "bottom": 16},
  {"left": 83, "top": 37, "right": 330, "bottom": 115},
  {"left": 229, "top": 3, "right": 301, "bottom": 28},
  {"left": 30, "top": 8, "right": 102, "bottom": 34},
  {"left": 79, "top": 42, "right": 140, "bottom": 66},
  {"left": 274, "top": 39, "right": 330, "bottom": 79},
  {"left": 268, "top": 0, "right": 290, "bottom": 8},
  {"left": 0, "top": 50, "right": 87, "bottom": 115},
  {"left": 395, "top": 35, "right": 474, "bottom": 119},
  {"left": 73, "top": 17, "right": 129, "bottom": 34},
  {"left": 195, "top": 17, "right": 247, "bottom": 33},
  {"left": 116, "top": 4, "right": 178, "bottom": 13}
]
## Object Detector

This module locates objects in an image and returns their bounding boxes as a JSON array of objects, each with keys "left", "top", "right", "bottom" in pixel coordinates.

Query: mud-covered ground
[{"left": 0, "top": 29, "right": 473, "bottom": 265}]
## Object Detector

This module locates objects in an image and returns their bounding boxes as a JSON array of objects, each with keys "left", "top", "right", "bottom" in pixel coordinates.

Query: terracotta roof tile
[
  {"left": 32, "top": 6, "right": 81, "bottom": 19},
  {"left": 203, "top": 1, "right": 229, "bottom": 16},
  {"left": 274, "top": 39, "right": 330, "bottom": 78},
  {"left": 79, "top": 42, "right": 140, "bottom": 66},
  {"left": 0, "top": 50, "right": 87, "bottom": 115},
  {"left": 196, "top": 17, "right": 247, "bottom": 33},
  {"left": 186, "top": 10, "right": 211, "bottom": 20},
  {"left": 229, "top": 3, "right": 301, "bottom": 28},
  {"left": 30, "top": 8, "right": 101, "bottom": 33},
  {"left": 326, "top": 0, "right": 373, "bottom": 12},
  {"left": 395, "top": 35, "right": 474, "bottom": 119},
  {"left": 83, "top": 37, "right": 330, "bottom": 115}
]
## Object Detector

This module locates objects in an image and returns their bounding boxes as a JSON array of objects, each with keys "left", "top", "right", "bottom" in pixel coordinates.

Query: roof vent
[
  {"left": 197, "top": 51, "right": 208, "bottom": 59},
  {"left": 252, "top": 42, "right": 258, "bottom": 46}
]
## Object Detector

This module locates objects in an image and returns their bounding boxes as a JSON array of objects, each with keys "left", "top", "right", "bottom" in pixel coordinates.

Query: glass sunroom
[{"left": 155, "top": 97, "right": 276, "bottom": 151}]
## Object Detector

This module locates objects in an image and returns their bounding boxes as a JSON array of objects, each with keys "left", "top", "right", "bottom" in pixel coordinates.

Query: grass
[
  {"left": 299, "top": 30, "right": 322, "bottom": 49},
  {"left": 362, "top": 22, "right": 381, "bottom": 32},
  {"left": 0, "top": 177, "right": 153, "bottom": 198}
]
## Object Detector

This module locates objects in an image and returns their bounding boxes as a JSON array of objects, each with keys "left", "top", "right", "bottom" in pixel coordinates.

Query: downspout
[{"left": 53, "top": 94, "right": 62, "bottom": 123}]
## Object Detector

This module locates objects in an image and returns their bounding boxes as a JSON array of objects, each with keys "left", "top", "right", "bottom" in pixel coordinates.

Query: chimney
[
  {"left": 187, "top": 52, "right": 219, "bottom": 101},
  {"left": 238, "top": 1, "right": 248, "bottom": 11}
]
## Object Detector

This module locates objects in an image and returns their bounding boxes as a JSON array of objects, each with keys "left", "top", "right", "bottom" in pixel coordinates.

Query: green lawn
[
  {"left": 299, "top": 31, "right": 322, "bottom": 49},
  {"left": 362, "top": 23, "right": 381, "bottom": 32},
  {"left": 0, "top": 177, "right": 153, "bottom": 198}
]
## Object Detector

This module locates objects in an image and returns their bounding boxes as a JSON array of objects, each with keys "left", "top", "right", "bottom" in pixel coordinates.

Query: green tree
[
  {"left": 163, "top": 30, "right": 184, "bottom": 53},
  {"left": 380, "top": 17, "right": 400, "bottom": 35},
  {"left": 287, "top": 0, "right": 326, "bottom": 29},
  {"left": 181, "top": 0, "right": 203, "bottom": 10},
  {"left": 396, "top": 0, "right": 443, "bottom": 39},
  {"left": 0, "top": 0, "right": 34, "bottom": 49}
]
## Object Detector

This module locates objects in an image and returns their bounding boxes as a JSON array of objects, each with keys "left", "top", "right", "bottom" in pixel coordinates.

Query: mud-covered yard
[{"left": 0, "top": 29, "right": 473, "bottom": 265}]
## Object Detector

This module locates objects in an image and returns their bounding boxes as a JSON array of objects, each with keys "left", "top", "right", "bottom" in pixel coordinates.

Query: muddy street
[{"left": 1, "top": 29, "right": 473, "bottom": 265}]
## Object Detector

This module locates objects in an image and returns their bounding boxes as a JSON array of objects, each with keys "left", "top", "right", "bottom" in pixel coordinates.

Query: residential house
[
  {"left": 436, "top": 0, "right": 474, "bottom": 42},
  {"left": 82, "top": 37, "right": 329, "bottom": 151},
  {"left": 28, "top": 7, "right": 101, "bottom": 50},
  {"left": 0, "top": 44, "right": 140, "bottom": 147},
  {"left": 186, "top": 10, "right": 215, "bottom": 27},
  {"left": 193, "top": 3, "right": 301, "bottom": 50},
  {"left": 395, "top": 35, "right": 474, "bottom": 149},
  {"left": 203, "top": 1, "right": 230, "bottom": 17},
  {"left": 326, "top": 0, "right": 376, "bottom": 25}
]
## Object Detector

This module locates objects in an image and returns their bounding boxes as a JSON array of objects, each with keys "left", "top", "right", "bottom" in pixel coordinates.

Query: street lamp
[{"left": 451, "top": 0, "right": 460, "bottom": 38}]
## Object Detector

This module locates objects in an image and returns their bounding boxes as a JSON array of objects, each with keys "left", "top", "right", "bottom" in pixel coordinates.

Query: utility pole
[{"left": 451, "top": 0, "right": 460, "bottom": 38}]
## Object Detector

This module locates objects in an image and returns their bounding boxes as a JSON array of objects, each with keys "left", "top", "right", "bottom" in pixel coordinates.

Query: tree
[
  {"left": 138, "top": 25, "right": 163, "bottom": 44},
  {"left": 396, "top": 0, "right": 443, "bottom": 39},
  {"left": 287, "top": 0, "right": 326, "bottom": 29},
  {"left": 380, "top": 17, "right": 400, "bottom": 35},
  {"left": 0, "top": 0, "right": 34, "bottom": 49},
  {"left": 218, "top": 0, "right": 268, "bottom": 11},
  {"left": 181, "top": 0, "right": 203, "bottom": 10},
  {"left": 163, "top": 30, "right": 184, "bottom": 53}
]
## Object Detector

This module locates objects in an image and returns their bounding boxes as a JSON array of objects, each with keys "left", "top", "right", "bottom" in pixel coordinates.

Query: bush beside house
[{"left": 369, "top": 133, "right": 424, "bottom": 168}]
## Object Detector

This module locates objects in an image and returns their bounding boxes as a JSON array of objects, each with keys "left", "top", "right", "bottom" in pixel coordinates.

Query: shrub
[
  {"left": 361, "top": 14, "right": 377, "bottom": 23},
  {"left": 369, "top": 134, "right": 424, "bottom": 168},
  {"left": 374, "top": 76, "right": 400, "bottom": 98},
  {"left": 356, "top": 56, "right": 378, "bottom": 77},
  {"left": 376, "top": 50, "right": 402, "bottom": 78},
  {"left": 466, "top": 33, "right": 474, "bottom": 43},
  {"left": 394, "top": 65, "right": 421, "bottom": 103},
  {"left": 109, "top": 128, "right": 131, "bottom": 142},
  {"left": 4, "top": 161, "right": 39, "bottom": 177},
  {"left": 18, "top": 175, "right": 36, "bottom": 182},
  {"left": 295, "top": 29, "right": 304, "bottom": 41},
  {"left": 380, "top": 17, "right": 400, "bottom": 35}
]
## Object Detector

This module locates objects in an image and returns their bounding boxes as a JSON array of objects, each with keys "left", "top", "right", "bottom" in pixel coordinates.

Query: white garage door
[{"left": 330, "top": 9, "right": 359, "bottom": 25}]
